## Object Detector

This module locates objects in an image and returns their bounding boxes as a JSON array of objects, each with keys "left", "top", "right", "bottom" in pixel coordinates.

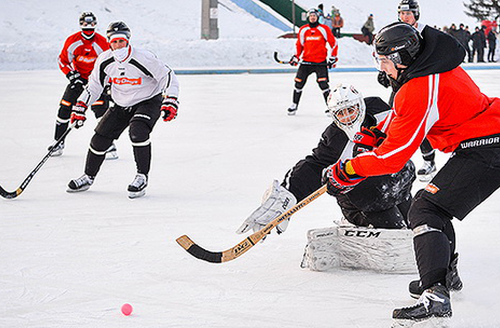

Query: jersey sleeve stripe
[{"left": 130, "top": 59, "right": 154, "bottom": 78}]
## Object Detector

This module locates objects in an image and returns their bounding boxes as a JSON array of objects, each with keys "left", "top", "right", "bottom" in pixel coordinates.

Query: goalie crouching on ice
[{"left": 237, "top": 84, "right": 417, "bottom": 274}]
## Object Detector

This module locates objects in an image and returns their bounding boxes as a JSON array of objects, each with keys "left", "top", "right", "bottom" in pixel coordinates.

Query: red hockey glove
[
  {"left": 70, "top": 101, "right": 88, "bottom": 129},
  {"left": 327, "top": 57, "right": 338, "bottom": 69},
  {"left": 322, "top": 160, "right": 366, "bottom": 196},
  {"left": 161, "top": 97, "right": 179, "bottom": 122},
  {"left": 290, "top": 55, "right": 299, "bottom": 66},
  {"left": 352, "top": 127, "right": 386, "bottom": 156}
]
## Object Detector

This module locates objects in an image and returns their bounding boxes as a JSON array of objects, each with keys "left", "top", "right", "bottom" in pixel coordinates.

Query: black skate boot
[
  {"left": 409, "top": 253, "right": 463, "bottom": 299},
  {"left": 67, "top": 174, "right": 94, "bottom": 192},
  {"left": 417, "top": 160, "right": 436, "bottom": 182},
  {"left": 393, "top": 284, "right": 452, "bottom": 326},
  {"left": 48, "top": 140, "right": 65, "bottom": 157},
  {"left": 287, "top": 104, "right": 298, "bottom": 116},
  {"left": 105, "top": 142, "right": 119, "bottom": 160},
  {"left": 128, "top": 173, "right": 147, "bottom": 199}
]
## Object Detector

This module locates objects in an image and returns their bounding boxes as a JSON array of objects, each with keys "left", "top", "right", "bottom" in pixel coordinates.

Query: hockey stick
[
  {"left": 176, "top": 184, "right": 327, "bottom": 263},
  {"left": 273, "top": 51, "right": 292, "bottom": 65},
  {"left": 0, "top": 123, "right": 76, "bottom": 199}
]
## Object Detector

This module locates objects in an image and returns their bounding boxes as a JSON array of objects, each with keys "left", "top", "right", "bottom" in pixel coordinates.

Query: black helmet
[
  {"left": 106, "top": 21, "right": 131, "bottom": 41},
  {"left": 374, "top": 22, "right": 421, "bottom": 67},
  {"left": 79, "top": 12, "right": 97, "bottom": 30},
  {"left": 398, "top": 0, "right": 420, "bottom": 21}
]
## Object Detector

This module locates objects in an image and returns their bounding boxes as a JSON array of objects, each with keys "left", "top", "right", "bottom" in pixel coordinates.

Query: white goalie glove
[{"left": 236, "top": 180, "right": 297, "bottom": 235}]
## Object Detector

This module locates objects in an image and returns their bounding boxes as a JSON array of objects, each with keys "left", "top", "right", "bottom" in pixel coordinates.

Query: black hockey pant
[
  {"left": 292, "top": 64, "right": 330, "bottom": 107},
  {"left": 84, "top": 94, "right": 162, "bottom": 178},
  {"left": 409, "top": 140, "right": 500, "bottom": 289},
  {"left": 54, "top": 81, "right": 109, "bottom": 141}
]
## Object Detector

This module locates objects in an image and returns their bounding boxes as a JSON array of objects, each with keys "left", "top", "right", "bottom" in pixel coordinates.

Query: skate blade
[
  {"left": 392, "top": 317, "right": 451, "bottom": 328},
  {"left": 128, "top": 189, "right": 146, "bottom": 199},
  {"left": 287, "top": 110, "right": 297, "bottom": 116},
  {"left": 66, "top": 185, "right": 91, "bottom": 193},
  {"left": 105, "top": 151, "right": 119, "bottom": 160},
  {"left": 418, "top": 174, "right": 435, "bottom": 183}
]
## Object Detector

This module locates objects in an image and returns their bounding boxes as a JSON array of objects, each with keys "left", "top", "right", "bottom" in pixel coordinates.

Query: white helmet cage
[{"left": 327, "top": 84, "right": 366, "bottom": 140}]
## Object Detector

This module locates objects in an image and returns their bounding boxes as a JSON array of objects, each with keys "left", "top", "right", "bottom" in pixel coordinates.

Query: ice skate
[
  {"left": 67, "top": 174, "right": 94, "bottom": 192},
  {"left": 105, "top": 142, "right": 119, "bottom": 160},
  {"left": 409, "top": 253, "right": 463, "bottom": 299},
  {"left": 128, "top": 173, "right": 147, "bottom": 199},
  {"left": 417, "top": 160, "right": 436, "bottom": 182},
  {"left": 287, "top": 103, "right": 298, "bottom": 116},
  {"left": 392, "top": 284, "right": 452, "bottom": 327},
  {"left": 48, "top": 141, "right": 65, "bottom": 157}
]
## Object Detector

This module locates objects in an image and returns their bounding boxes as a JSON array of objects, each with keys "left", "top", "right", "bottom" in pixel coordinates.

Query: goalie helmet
[
  {"left": 106, "top": 21, "right": 131, "bottom": 42},
  {"left": 327, "top": 84, "right": 366, "bottom": 140},
  {"left": 374, "top": 22, "right": 421, "bottom": 68},
  {"left": 398, "top": 0, "right": 420, "bottom": 21}
]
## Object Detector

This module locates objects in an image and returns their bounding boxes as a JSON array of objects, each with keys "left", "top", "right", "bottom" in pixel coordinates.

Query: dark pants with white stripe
[{"left": 84, "top": 94, "right": 162, "bottom": 178}]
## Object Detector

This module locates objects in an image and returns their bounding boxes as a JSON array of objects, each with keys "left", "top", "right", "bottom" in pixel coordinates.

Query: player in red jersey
[
  {"left": 287, "top": 8, "right": 337, "bottom": 116},
  {"left": 323, "top": 22, "right": 500, "bottom": 324},
  {"left": 49, "top": 12, "right": 116, "bottom": 158}
]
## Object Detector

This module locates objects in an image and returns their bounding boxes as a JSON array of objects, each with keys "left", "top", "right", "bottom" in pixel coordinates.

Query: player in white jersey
[{"left": 67, "top": 21, "right": 180, "bottom": 198}]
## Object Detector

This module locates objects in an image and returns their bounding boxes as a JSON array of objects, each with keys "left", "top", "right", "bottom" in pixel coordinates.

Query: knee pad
[
  {"left": 294, "top": 78, "right": 305, "bottom": 90},
  {"left": 317, "top": 79, "right": 329, "bottom": 91},
  {"left": 89, "top": 133, "right": 113, "bottom": 155},
  {"left": 57, "top": 105, "right": 71, "bottom": 123},
  {"left": 129, "top": 121, "right": 151, "bottom": 146},
  {"left": 409, "top": 189, "right": 452, "bottom": 231}
]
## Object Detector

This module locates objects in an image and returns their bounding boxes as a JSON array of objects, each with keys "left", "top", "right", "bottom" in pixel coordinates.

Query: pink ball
[{"left": 121, "top": 303, "right": 133, "bottom": 316}]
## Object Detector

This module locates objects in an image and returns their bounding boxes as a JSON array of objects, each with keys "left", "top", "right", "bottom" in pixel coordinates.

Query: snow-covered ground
[
  {"left": 1, "top": 69, "right": 500, "bottom": 327},
  {"left": 0, "top": 0, "right": 488, "bottom": 70}
]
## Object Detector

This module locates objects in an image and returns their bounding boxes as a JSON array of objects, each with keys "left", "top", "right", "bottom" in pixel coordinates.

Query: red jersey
[
  {"left": 296, "top": 23, "right": 337, "bottom": 63},
  {"left": 351, "top": 66, "right": 500, "bottom": 176},
  {"left": 58, "top": 32, "right": 109, "bottom": 80}
]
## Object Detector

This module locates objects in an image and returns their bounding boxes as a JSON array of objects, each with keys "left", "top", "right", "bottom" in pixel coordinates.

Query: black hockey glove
[
  {"left": 352, "top": 127, "right": 386, "bottom": 156},
  {"left": 66, "top": 71, "right": 85, "bottom": 85},
  {"left": 377, "top": 71, "right": 390, "bottom": 88},
  {"left": 327, "top": 57, "right": 338, "bottom": 69},
  {"left": 290, "top": 55, "right": 299, "bottom": 66}
]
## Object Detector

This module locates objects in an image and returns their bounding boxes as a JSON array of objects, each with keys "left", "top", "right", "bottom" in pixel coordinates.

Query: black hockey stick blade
[
  {"left": 0, "top": 123, "right": 75, "bottom": 199},
  {"left": 176, "top": 235, "right": 223, "bottom": 263},
  {"left": 273, "top": 51, "right": 291, "bottom": 65}
]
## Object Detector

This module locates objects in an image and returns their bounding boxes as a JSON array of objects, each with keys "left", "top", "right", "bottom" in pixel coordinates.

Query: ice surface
[{"left": 1, "top": 70, "right": 499, "bottom": 327}]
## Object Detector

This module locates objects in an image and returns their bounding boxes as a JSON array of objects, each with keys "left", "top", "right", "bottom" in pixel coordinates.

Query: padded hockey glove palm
[
  {"left": 352, "top": 127, "right": 386, "bottom": 156},
  {"left": 290, "top": 55, "right": 299, "bottom": 66},
  {"left": 236, "top": 180, "right": 297, "bottom": 237},
  {"left": 322, "top": 160, "right": 366, "bottom": 196},
  {"left": 327, "top": 57, "right": 338, "bottom": 69},
  {"left": 66, "top": 70, "right": 85, "bottom": 85},
  {"left": 70, "top": 101, "right": 88, "bottom": 129},
  {"left": 161, "top": 97, "right": 179, "bottom": 122},
  {"left": 377, "top": 70, "right": 391, "bottom": 88}
]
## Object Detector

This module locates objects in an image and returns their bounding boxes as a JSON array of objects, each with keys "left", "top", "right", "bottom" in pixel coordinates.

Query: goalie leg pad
[{"left": 301, "top": 223, "right": 417, "bottom": 274}]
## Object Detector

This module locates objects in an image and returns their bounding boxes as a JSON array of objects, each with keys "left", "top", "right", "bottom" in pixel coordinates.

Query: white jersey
[{"left": 79, "top": 46, "right": 179, "bottom": 107}]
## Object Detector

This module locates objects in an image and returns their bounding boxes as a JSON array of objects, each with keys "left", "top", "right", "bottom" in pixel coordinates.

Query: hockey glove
[
  {"left": 66, "top": 71, "right": 85, "bottom": 85},
  {"left": 327, "top": 57, "right": 338, "bottom": 69},
  {"left": 322, "top": 160, "right": 366, "bottom": 196},
  {"left": 290, "top": 55, "right": 299, "bottom": 66},
  {"left": 70, "top": 101, "right": 88, "bottom": 129},
  {"left": 236, "top": 180, "right": 297, "bottom": 238},
  {"left": 161, "top": 97, "right": 179, "bottom": 122},
  {"left": 377, "top": 70, "right": 391, "bottom": 88},
  {"left": 352, "top": 127, "right": 386, "bottom": 156}
]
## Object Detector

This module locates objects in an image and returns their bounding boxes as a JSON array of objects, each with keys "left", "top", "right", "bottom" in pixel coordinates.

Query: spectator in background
[
  {"left": 447, "top": 23, "right": 459, "bottom": 39},
  {"left": 331, "top": 10, "right": 344, "bottom": 38},
  {"left": 472, "top": 26, "right": 486, "bottom": 62},
  {"left": 487, "top": 27, "right": 497, "bottom": 62},
  {"left": 456, "top": 24, "right": 471, "bottom": 63},
  {"left": 317, "top": 3, "right": 326, "bottom": 24},
  {"left": 465, "top": 26, "right": 473, "bottom": 62},
  {"left": 324, "top": 11, "right": 333, "bottom": 30},
  {"left": 361, "top": 14, "right": 375, "bottom": 45}
]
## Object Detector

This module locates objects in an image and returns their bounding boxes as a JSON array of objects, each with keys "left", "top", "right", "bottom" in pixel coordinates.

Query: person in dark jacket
[
  {"left": 487, "top": 28, "right": 497, "bottom": 62},
  {"left": 472, "top": 26, "right": 486, "bottom": 62}
]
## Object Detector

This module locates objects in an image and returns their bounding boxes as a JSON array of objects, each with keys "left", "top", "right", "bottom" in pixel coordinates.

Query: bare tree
[{"left": 464, "top": 0, "right": 500, "bottom": 21}]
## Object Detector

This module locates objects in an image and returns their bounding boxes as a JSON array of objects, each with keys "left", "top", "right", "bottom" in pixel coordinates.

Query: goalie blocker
[{"left": 301, "top": 222, "right": 416, "bottom": 274}]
